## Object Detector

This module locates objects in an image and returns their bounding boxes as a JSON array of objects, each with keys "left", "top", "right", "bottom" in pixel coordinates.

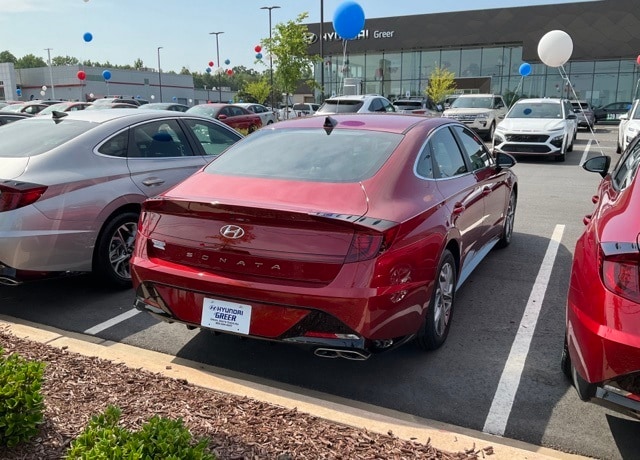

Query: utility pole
[
  {"left": 157, "top": 47, "right": 163, "bottom": 102},
  {"left": 44, "top": 48, "right": 55, "bottom": 99},
  {"left": 209, "top": 32, "right": 224, "bottom": 103},
  {"left": 260, "top": 6, "right": 280, "bottom": 110}
]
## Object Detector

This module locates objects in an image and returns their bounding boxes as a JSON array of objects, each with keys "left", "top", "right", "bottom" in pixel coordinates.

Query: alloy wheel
[
  {"left": 433, "top": 261, "right": 454, "bottom": 338},
  {"left": 107, "top": 221, "right": 137, "bottom": 280}
]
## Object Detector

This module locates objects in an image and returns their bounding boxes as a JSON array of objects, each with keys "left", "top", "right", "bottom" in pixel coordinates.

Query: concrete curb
[{"left": 0, "top": 316, "right": 588, "bottom": 459}]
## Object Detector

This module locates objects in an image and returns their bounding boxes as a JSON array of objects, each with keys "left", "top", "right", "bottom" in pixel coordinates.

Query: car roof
[
  {"left": 325, "top": 94, "right": 384, "bottom": 101},
  {"left": 33, "top": 108, "right": 195, "bottom": 124},
  {"left": 514, "top": 98, "right": 563, "bottom": 104},
  {"left": 268, "top": 113, "right": 450, "bottom": 134}
]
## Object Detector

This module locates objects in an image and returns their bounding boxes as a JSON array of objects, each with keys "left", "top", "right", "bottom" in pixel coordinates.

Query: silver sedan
[{"left": 0, "top": 109, "right": 242, "bottom": 287}]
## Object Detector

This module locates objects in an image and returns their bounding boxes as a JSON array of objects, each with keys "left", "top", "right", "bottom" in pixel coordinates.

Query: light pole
[
  {"left": 157, "top": 46, "right": 163, "bottom": 102},
  {"left": 209, "top": 32, "right": 224, "bottom": 102},
  {"left": 260, "top": 6, "right": 280, "bottom": 110},
  {"left": 320, "top": 0, "right": 324, "bottom": 102},
  {"left": 44, "top": 48, "right": 55, "bottom": 99}
]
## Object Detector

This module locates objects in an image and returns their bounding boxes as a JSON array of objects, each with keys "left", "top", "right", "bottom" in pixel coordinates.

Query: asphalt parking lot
[{"left": 0, "top": 124, "right": 637, "bottom": 460}]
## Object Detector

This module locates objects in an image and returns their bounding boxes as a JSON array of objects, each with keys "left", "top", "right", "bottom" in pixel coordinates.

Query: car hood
[
  {"left": 497, "top": 118, "right": 567, "bottom": 132},
  {"left": 623, "top": 120, "right": 640, "bottom": 133},
  {"left": 0, "top": 157, "right": 29, "bottom": 180},
  {"left": 444, "top": 108, "right": 492, "bottom": 116}
]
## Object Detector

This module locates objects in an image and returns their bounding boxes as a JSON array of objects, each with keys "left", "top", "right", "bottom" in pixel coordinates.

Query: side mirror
[
  {"left": 582, "top": 155, "right": 611, "bottom": 179},
  {"left": 620, "top": 114, "right": 629, "bottom": 121},
  {"left": 495, "top": 152, "right": 516, "bottom": 169},
  {"left": 217, "top": 114, "right": 228, "bottom": 120}
]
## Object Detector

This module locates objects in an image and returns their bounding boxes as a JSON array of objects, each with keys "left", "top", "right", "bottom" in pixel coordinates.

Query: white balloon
[
  {"left": 150, "top": 95, "right": 155, "bottom": 100},
  {"left": 89, "top": 93, "right": 94, "bottom": 98},
  {"left": 41, "top": 85, "right": 47, "bottom": 91},
  {"left": 537, "top": 30, "right": 573, "bottom": 67},
  {"left": 40, "top": 90, "right": 45, "bottom": 96}
]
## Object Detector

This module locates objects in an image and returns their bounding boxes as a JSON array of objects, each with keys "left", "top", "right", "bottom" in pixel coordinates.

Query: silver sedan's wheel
[
  {"left": 93, "top": 212, "right": 139, "bottom": 288},
  {"left": 497, "top": 191, "right": 516, "bottom": 248},
  {"left": 416, "top": 250, "right": 456, "bottom": 350}
]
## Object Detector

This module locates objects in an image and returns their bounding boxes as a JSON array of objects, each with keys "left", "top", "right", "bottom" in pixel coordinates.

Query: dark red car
[
  {"left": 563, "top": 137, "right": 640, "bottom": 419},
  {"left": 186, "top": 103, "right": 262, "bottom": 134},
  {"left": 131, "top": 114, "right": 517, "bottom": 359}
]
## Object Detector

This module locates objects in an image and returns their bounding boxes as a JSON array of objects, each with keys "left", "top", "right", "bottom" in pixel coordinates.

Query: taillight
[
  {"left": 0, "top": 183, "right": 47, "bottom": 212},
  {"left": 601, "top": 253, "right": 640, "bottom": 303},
  {"left": 345, "top": 227, "right": 398, "bottom": 263}
]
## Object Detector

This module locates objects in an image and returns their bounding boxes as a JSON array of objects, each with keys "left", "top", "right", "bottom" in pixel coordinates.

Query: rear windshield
[
  {"left": 316, "top": 100, "right": 363, "bottom": 114},
  {"left": 571, "top": 102, "right": 590, "bottom": 109},
  {"left": 394, "top": 101, "right": 422, "bottom": 108},
  {"left": 206, "top": 128, "right": 402, "bottom": 182},
  {"left": 0, "top": 118, "right": 93, "bottom": 157}
]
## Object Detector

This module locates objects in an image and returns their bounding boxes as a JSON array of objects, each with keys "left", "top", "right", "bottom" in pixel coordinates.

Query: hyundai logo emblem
[{"left": 220, "top": 225, "right": 245, "bottom": 239}]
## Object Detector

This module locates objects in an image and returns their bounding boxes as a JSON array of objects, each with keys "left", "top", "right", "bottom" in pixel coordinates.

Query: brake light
[
  {"left": 0, "top": 183, "right": 47, "bottom": 212},
  {"left": 345, "top": 227, "right": 398, "bottom": 263},
  {"left": 601, "top": 253, "right": 640, "bottom": 303}
]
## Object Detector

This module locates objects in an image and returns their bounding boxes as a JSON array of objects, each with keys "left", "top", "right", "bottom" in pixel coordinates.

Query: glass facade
[{"left": 315, "top": 45, "right": 640, "bottom": 107}]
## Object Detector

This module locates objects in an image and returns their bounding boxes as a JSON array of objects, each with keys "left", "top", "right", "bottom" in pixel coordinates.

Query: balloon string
[
  {"left": 557, "top": 66, "right": 605, "bottom": 155},
  {"left": 508, "top": 77, "right": 524, "bottom": 107},
  {"left": 340, "top": 40, "right": 348, "bottom": 94}
]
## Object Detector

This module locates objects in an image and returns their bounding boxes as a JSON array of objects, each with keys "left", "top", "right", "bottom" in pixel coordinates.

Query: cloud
[{"left": 0, "top": 0, "right": 54, "bottom": 13}]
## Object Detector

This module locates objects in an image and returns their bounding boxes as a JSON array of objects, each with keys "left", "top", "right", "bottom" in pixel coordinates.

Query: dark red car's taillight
[
  {"left": 345, "top": 227, "right": 398, "bottom": 263},
  {"left": 601, "top": 252, "right": 640, "bottom": 304},
  {"left": 0, "top": 183, "right": 47, "bottom": 212}
]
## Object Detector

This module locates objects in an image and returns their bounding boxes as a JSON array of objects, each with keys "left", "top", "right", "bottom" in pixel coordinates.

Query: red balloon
[
  {"left": 77, "top": 70, "right": 86, "bottom": 80},
  {"left": 208, "top": 61, "right": 214, "bottom": 67},
  {"left": 636, "top": 55, "right": 640, "bottom": 65},
  {"left": 254, "top": 45, "right": 262, "bottom": 53},
  {"left": 226, "top": 69, "right": 233, "bottom": 76}
]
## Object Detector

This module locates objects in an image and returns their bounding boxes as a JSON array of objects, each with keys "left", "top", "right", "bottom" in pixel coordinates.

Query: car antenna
[
  {"left": 51, "top": 110, "right": 68, "bottom": 123},
  {"left": 323, "top": 116, "right": 337, "bottom": 135}
]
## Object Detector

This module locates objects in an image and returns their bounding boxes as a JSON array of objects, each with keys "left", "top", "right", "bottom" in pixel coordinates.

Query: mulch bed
[{"left": 0, "top": 329, "right": 488, "bottom": 459}]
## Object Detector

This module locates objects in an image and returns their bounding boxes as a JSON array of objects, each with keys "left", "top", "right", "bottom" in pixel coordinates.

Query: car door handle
[
  {"left": 453, "top": 202, "right": 466, "bottom": 214},
  {"left": 482, "top": 186, "right": 492, "bottom": 196},
  {"left": 591, "top": 195, "right": 599, "bottom": 204},
  {"left": 142, "top": 178, "right": 165, "bottom": 187}
]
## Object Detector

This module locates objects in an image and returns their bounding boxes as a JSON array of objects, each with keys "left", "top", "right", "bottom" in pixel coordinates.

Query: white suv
[
  {"left": 493, "top": 98, "right": 578, "bottom": 162},
  {"left": 442, "top": 94, "right": 507, "bottom": 140},
  {"left": 315, "top": 94, "right": 396, "bottom": 115},
  {"left": 617, "top": 99, "right": 640, "bottom": 153}
]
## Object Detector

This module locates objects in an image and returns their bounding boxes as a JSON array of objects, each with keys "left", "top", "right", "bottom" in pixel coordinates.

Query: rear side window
[
  {"left": 451, "top": 125, "right": 493, "bottom": 171},
  {"left": 206, "top": 128, "right": 402, "bottom": 182},
  {"left": 183, "top": 118, "right": 242, "bottom": 156},
  {"left": 427, "top": 127, "right": 468, "bottom": 178}
]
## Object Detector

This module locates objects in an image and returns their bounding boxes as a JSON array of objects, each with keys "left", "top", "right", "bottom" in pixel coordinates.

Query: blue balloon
[
  {"left": 333, "top": 1, "right": 365, "bottom": 40},
  {"left": 256, "top": 53, "right": 263, "bottom": 60},
  {"left": 102, "top": 70, "right": 111, "bottom": 80},
  {"left": 519, "top": 62, "right": 532, "bottom": 77},
  {"left": 83, "top": 32, "right": 93, "bottom": 43},
  {"left": 206, "top": 67, "right": 211, "bottom": 73},
  {"left": 16, "top": 88, "right": 22, "bottom": 96},
  {"left": 172, "top": 96, "right": 177, "bottom": 101},
  {"left": 524, "top": 108, "right": 532, "bottom": 115},
  {"left": 224, "top": 59, "right": 230, "bottom": 65}
]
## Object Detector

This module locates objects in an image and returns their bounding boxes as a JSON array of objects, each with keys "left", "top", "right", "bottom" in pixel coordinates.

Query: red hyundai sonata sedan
[
  {"left": 131, "top": 114, "right": 518, "bottom": 359},
  {"left": 563, "top": 137, "right": 640, "bottom": 418}
]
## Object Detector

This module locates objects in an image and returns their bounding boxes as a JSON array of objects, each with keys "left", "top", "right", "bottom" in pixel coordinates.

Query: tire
[
  {"left": 616, "top": 142, "right": 622, "bottom": 154},
  {"left": 93, "top": 212, "right": 139, "bottom": 288},
  {"left": 416, "top": 250, "right": 456, "bottom": 350},
  {"left": 561, "top": 336, "right": 572, "bottom": 380},
  {"left": 496, "top": 191, "right": 516, "bottom": 248},
  {"left": 484, "top": 122, "right": 496, "bottom": 141}
]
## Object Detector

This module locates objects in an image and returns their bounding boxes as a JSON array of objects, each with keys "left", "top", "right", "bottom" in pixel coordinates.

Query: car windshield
[
  {"left": 0, "top": 118, "right": 93, "bottom": 157},
  {"left": 0, "top": 104, "right": 24, "bottom": 113},
  {"left": 507, "top": 102, "right": 562, "bottom": 119},
  {"left": 187, "top": 105, "right": 220, "bottom": 117},
  {"left": 394, "top": 101, "right": 422, "bottom": 108},
  {"left": 316, "top": 100, "right": 364, "bottom": 114},
  {"left": 450, "top": 97, "right": 492, "bottom": 109},
  {"left": 38, "top": 103, "right": 70, "bottom": 115},
  {"left": 205, "top": 128, "right": 402, "bottom": 182}
]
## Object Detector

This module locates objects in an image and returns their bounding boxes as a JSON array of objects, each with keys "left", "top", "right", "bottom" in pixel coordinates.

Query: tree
[
  {"left": 15, "top": 54, "right": 47, "bottom": 69},
  {"left": 240, "top": 79, "right": 271, "bottom": 104},
  {"left": 425, "top": 65, "right": 457, "bottom": 104},
  {"left": 0, "top": 51, "right": 17, "bottom": 64},
  {"left": 264, "top": 12, "right": 320, "bottom": 116},
  {"left": 133, "top": 58, "right": 144, "bottom": 70},
  {"left": 52, "top": 55, "right": 79, "bottom": 66}
]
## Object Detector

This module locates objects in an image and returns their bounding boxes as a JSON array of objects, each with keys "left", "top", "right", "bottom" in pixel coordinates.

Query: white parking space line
[
  {"left": 84, "top": 308, "right": 141, "bottom": 335},
  {"left": 580, "top": 139, "right": 593, "bottom": 166},
  {"left": 482, "top": 224, "right": 565, "bottom": 436}
]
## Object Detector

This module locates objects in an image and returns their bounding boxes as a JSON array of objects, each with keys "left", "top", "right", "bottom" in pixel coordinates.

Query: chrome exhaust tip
[{"left": 314, "top": 347, "right": 371, "bottom": 361}]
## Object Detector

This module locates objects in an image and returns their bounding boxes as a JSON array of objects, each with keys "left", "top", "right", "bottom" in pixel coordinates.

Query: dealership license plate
[{"left": 201, "top": 298, "right": 252, "bottom": 335}]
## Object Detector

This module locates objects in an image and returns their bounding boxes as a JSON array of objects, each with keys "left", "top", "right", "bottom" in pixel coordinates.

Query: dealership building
[{"left": 306, "top": 0, "right": 640, "bottom": 107}]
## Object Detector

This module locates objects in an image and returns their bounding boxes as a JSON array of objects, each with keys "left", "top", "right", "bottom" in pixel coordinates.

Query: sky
[{"left": 0, "top": 0, "right": 590, "bottom": 73}]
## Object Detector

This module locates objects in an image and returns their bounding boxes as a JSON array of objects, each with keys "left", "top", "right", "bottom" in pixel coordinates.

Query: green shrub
[
  {"left": 66, "top": 405, "right": 215, "bottom": 459},
  {"left": 0, "top": 347, "right": 46, "bottom": 448}
]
